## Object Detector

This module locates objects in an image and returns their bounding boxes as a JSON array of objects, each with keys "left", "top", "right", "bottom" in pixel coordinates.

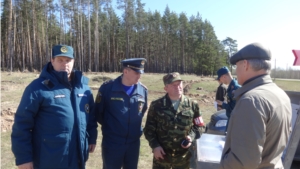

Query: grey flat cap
[{"left": 230, "top": 43, "right": 271, "bottom": 65}]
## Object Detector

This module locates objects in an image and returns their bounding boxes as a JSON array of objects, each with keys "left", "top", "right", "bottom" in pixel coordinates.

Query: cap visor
[
  {"left": 52, "top": 54, "right": 73, "bottom": 59},
  {"left": 132, "top": 69, "right": 144, "bottom": 74}
]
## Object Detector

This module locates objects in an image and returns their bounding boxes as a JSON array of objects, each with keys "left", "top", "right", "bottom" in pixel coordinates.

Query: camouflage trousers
[{"left": 152, "top": 151, "right": 191, "bottom": 169}]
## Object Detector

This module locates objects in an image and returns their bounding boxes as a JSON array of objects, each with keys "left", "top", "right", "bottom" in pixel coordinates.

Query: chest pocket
[
  {"left": 155, "top": 110, "right": 170, "bottom": 136},
  {"left": 110, "top": 96, "right": 126, "bottom": 114},
  {"left": 178, "top": 109, "right": 193, "bottom": 127},
  {"left": 53, "top": 94, "right": 70, "bottom": 106},
  {"left": 77, "top": 93, "right": 89, "bottom": 114}
]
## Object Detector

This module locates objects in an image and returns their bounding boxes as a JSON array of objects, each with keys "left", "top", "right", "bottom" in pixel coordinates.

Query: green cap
[
  {"left": 52, "top": 45, "right": 74, "bottom": 59},
  {"left": 163, "top": 72, "right": 183, "bottom": 85}
]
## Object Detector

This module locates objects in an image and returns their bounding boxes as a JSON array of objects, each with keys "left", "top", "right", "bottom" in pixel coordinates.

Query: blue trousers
[{"left": 102, "top": 139, "right": 140, "bottom": 169}]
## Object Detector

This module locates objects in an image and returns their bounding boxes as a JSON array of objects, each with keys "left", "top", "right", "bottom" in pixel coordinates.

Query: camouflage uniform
[{"left": 144, "top": 94, "right": 202, "bottom": 169}]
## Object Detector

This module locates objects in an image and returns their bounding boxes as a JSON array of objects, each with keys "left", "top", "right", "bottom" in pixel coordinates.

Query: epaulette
[
  {"left": 102, "top": 79, "right": 114, "bottom": 85},
  {"left": 139, "top": 82, "right": 148, "bottom": 90},
  {"left": 155, "top": 95, "right": 166, "bottom": 105},
  {"left": 42, "top": 79, "right": 54, "bottom": 89},
  {"left": 150, "top": 96, "right": 164, "bottom": 106}
]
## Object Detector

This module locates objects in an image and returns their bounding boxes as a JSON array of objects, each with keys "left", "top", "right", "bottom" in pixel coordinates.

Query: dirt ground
[{"left": 1, "top": 108, "right": 16, "bottom": 132}]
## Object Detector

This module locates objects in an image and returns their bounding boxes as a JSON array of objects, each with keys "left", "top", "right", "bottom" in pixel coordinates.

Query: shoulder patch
[
  {"left": 139, "top": 82, "right": 148, "bottom": 90},
  {"left": 102, "top": 79, "right": 114, "bottom": 85}
]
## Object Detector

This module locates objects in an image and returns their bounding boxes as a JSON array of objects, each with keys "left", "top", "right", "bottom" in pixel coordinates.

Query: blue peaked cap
[
  {"left": 121, "top": 58, "right": 147, "bottom": 74},
  {"left": 217, "top": 66, "right": 229, "bottom": 80}
]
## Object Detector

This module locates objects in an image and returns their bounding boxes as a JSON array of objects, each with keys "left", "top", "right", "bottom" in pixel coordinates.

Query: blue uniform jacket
[
  {"left": 11, "top": 62, "right": 98, "bottom": 169},
  {"left": 222, "top": 79, "right": 241, "bottom": 117},
  {"left": 94, "top": 75, "right": 148, "bottom": 146}
]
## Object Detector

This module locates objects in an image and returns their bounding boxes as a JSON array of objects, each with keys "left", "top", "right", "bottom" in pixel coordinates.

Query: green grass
[
  {"left": 273, "top": 79, "right": 300, "bottom": 91},
  {"left": 1, "top": 132, "right": 16, "bottom": 169},
  {"left": 1, "top": 71, "right": 299, "bottom": 169}
]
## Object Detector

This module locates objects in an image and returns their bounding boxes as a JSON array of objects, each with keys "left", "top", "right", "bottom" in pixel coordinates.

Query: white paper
[{"left": 214, "top": 101, "right": 218, "bottom": 110}]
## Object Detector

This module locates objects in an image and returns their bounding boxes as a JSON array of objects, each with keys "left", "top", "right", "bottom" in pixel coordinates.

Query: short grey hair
[{"left": 247, "top": 59, "right": 271, "bottom": 74}]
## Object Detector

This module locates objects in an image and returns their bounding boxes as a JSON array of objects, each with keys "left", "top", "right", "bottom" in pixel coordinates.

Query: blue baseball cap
[
  {"left": 217, "top": 66, "right": 229, "bottom": 80},
  {"left": 121, "top": 58, "right": 147, "bottom": 74},
  {"left": 52, "top": 45, "right": 74, "bottom": 59}
]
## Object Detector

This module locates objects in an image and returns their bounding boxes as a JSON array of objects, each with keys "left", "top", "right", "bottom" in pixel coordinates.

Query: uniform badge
[
  {"left": 85, "top": 104, "right": 89, "bottom": 113},
  {"left": 95, "top": 92, "right": 102, "bottom": 103},
  {"left": 78, "top": 93, "right": 87, "bottom": 97},
  {"left": 141, "top": 60, "right": 145, "bottom": 65},
  {"left": 54, "top": 94, "right": 65, "bottom": 98},
  {"left": 111, "top": 97, "right": 124, "bottom": 101},
  {"left": 61, "top": 46, "right": 68, "bottom": 53},
  {"left": 138, "top": 101, "right": 144, "bottom": 112}
]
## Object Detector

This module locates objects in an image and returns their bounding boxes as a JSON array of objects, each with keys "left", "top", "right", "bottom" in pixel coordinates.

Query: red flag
[{"left": 292, "top": 50, "right": 300, "bottom": 66}]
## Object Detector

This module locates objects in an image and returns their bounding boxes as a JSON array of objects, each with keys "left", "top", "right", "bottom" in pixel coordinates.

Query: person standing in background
[
  {"left": 94, "top": 58, "right": 148, "bottom": 169},
  {"left": 215, "top": 79, "right": 227, "bottom": 111},
  {"left": 11, "top": 45, "right": 98, "bottom": 169},
  {"left": 216, "top": 66, "right": 241, "bottom": 131}
]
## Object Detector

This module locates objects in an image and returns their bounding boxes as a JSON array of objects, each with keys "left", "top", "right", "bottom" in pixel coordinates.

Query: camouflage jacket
[{"left": 144, "top": 94, "right": 202, "bottom": 156}]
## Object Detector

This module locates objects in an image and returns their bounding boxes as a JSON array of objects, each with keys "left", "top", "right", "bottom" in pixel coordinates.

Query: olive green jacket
[{"left": 144, "top": 94, "right": 202, "bottom": 156}]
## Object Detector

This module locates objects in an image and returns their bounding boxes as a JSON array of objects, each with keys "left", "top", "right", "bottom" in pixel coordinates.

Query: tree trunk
[
  {"left": 32, "top": 0, "right": 37, "bottom": 71},
  {"left": 88, "top": 0, "right": 91, "bottom": 71},
  {"left": 7, "top": 0, "right": 13, "bottom": 72},
  {"left": 27, "top": 20, "right": 33, "bottom": 71}
]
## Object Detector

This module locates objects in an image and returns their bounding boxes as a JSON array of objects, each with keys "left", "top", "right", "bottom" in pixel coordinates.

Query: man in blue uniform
[
  {"left": 216, "top": 66, "right": 241, "bottom": 131},
  {"left": 215, "top": 79, "right": 227, "bottom": 111},
  {"left": 94, "top": 58, "right": 148, "bottom": 169},
  {"left": 11, "top": 45, "right": 98, "bottom": 169}
]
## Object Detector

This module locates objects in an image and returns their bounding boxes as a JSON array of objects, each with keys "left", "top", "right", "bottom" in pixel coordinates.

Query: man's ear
[
  {"left": 123, "top": 67, "right": 127, "bottom": 74},
  {"left": 244, "top": 60, "right": 250, "bottom": 71},
  {"left": 164, "top": 85, "right": 167, "bottom": 92}
]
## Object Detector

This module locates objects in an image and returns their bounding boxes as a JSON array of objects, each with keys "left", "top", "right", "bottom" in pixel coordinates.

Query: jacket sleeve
[
  {"left": 220, "top": 98, "right": 265, "bottom": 169},
  {"left": 11, "top": 85, "right": 40, "bottom": 165},
  {"left": 222, "top": 102, "right": 229, "bottom": 110},
  {"left": 216, "top": 86, "right": 226, "bottom": 101},
  {"left": 143, "top": 102, "right": 160, "bottom": 149},
  {"left": 222, "top": 87, "right": 227, "bottom": 101},
  {"left": 188, "top": 100, "right": 203, "bottom": 140},
  {"left": 93, "top": 85, "right": 105, "bottom": 125},
  {"left": 142, "top": 89, "right": 148, "bottom": 114},
  {"left": 87, "top": 90, "right": 98, "bottom": 145}
]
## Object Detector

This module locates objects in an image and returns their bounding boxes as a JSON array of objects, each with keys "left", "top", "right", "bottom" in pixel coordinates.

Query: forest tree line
[
  {"left": 1, "top": 0, "right": 237, "bottom": 75},
  {"left": 1, "top": 0, "right": 299, "bottom": 79}
]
